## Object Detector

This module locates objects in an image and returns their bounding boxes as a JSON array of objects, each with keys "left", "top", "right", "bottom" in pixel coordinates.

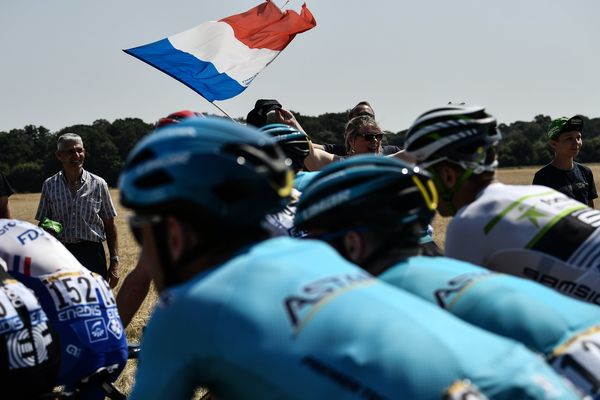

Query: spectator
[
  {"left": 343, "top": 115, "right": 384, "bottom": 156},
  {"left": 533, "top": 115, "right": 597, "bottom": 207},
  {"left": 35, "top": 133, "right": 120, "bottom": 286},
  {"left": 321, "top": 102, "right": 401, "bottom": 156},
  {"left": 348, "top": 100, "right": 375, "bottom": 119},
  {"left": 0, "top": 172, "right": 14, "bottom": 218}
]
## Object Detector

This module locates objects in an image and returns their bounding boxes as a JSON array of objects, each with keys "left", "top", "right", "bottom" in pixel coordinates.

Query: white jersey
[
  {"left": 263, "top": 188, "right": 305, "bottom": 237},
  {"left": 445, "top": 183, "right": 600, "bottom": 305},
  {"left": 0, "top": 219, "right": 126, "bottom": 385}
]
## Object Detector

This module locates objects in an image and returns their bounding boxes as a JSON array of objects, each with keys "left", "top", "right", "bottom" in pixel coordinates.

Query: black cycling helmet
[
  {"left": 120, "top": 117, "right": 293, "bottom": 228},
  {"left": 404, "top": 104, "right": 501, "bottom": 174},
  {"left": 259, "top": 124, "right": 311, "bottom": 171},
  {"left": 295, "top": 155, "right": 438, "bottom": 233}
]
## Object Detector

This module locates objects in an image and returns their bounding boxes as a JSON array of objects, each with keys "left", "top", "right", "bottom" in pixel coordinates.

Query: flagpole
[{"left": 208, "top": 101, "right": 238, "bottom": 122}]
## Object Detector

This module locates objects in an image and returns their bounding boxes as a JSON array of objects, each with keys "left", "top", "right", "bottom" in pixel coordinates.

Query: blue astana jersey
[
  {"left": 131, "top": 237, "right": 579, "bottom": 400},
  {"left": 380, "top": 255, "right": 600, "bottom": 356}
]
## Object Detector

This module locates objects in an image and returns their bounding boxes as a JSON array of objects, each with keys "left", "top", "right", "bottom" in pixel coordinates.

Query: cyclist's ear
[
  {"left": 342, "top": 231, "right": 369, "bottom": 264},
  {"left": 435, "top": 164, "right": 460, "bottom": 190},
  {"left": 165, "top": 216, "right": 195, "bottom": 262}
]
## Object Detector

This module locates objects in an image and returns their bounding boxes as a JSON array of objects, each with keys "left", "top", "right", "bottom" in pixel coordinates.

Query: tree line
[{"left": 1, "top": 113, "right": 599, "bottom": 192}]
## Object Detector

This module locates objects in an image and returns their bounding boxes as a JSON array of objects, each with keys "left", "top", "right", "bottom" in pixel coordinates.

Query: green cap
[
  {"left": 41, "top": 218, "right": 63, "bottom": 235},
  {"left": 547, "top": 115, "right": 584, "bottom": 140}
]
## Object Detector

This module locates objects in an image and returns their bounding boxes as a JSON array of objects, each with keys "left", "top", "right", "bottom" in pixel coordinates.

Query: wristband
[{"left": 110, "top": 256, "right": 119, "bottom": 262}]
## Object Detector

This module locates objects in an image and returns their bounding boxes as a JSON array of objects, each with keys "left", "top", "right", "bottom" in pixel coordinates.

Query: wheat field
[{"left": 8, "top": 164, "right": 600, "bottom": 397}]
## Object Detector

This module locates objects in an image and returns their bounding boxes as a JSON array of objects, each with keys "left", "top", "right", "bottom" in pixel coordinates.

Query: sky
[{"left": 1, "top": 0, "right": 599, "bottom": 134}]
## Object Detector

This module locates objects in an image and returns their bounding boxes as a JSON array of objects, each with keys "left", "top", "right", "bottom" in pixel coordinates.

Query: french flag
[
  {"left": 124, "top": 1, "right": 316, "bottom": 102},
  {"left": 11, "top": 254, "right": 32, "bottom": 276}
]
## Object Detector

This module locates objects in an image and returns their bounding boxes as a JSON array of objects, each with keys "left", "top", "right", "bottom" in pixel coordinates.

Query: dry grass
[{"left": 9, "top": 164, "right": 600, "bottom": 397}]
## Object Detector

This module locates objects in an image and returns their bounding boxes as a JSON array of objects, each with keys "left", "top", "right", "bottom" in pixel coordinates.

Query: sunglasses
[
  {"left": 356, "top": 133, "right": 383, "bottom": 142},
  {"left": 128, "top": 214, "right": 163, "bottom": 245}
]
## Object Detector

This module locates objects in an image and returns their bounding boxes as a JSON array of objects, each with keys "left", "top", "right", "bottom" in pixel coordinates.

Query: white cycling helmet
[{"left": 404, "top": 105, "right": 501, "bottom": 174}]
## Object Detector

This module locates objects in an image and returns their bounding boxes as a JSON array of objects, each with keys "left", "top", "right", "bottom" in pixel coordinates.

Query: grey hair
[{"left": 57, "top": 133, "right": 83, "bottom": 151}]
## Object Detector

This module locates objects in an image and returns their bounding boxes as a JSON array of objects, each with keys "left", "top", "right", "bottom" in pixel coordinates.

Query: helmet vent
[
  {"left": 134, "top": 170, "right": 173, "bottom": 188},
  {"left": 128, "top": 148, "right": 156, "bottom": 168}
]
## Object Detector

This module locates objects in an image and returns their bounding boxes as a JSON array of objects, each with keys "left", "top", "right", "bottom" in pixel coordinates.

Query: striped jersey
[
  {"left": 35, "top": 170, "right": 117, "bottom": 243},
  {"left": 445, "top": 182, "right": 600, "bottom": 304}
]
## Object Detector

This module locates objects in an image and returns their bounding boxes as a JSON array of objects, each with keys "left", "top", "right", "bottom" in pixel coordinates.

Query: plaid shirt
[{"left": 35, "top": 170, "right": 117, "bottom": 244}]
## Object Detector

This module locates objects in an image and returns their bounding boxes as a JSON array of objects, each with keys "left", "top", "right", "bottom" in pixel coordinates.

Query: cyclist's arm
[{"left": 116, "top": 254, "right": 151, "bottom": 328}]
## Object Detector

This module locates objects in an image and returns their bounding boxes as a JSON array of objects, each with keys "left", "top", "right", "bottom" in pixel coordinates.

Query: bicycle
[{"left": 38, "top": 344, "right": 140, "bottom": 400}]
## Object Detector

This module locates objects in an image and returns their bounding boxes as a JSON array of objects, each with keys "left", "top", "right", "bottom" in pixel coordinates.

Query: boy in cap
[{"left": 533, "top": 115, "right": 597, "bottom": 207}]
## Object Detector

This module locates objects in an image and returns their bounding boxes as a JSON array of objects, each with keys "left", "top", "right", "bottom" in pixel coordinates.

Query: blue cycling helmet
[
  {"left": 119, "top": 118, "right": 293, "bottom": 228},
  {"left": 259, "top": 124, "right": 312, "bottom": 171},
  {"left": 295, "top": 155, "right": 438, "bottom": 232}
]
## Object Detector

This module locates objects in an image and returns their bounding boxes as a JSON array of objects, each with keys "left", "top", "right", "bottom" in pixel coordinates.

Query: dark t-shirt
[
  {"left": 0, "top": 173, "right": 14, "bottom": 197},
  {"left": 322, "top": 143, "right": 401, "bottom": 156},
  {"left": 532, "top": 162, "right": 598, "bottom": 205}
]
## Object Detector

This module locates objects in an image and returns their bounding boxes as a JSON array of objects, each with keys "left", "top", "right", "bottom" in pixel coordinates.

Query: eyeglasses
[
  {"left": 356, "top": 133, "right": 383, "bottom": 142},
  {"left": 128, "top": 214, "right": 163, "bottom": 245}
]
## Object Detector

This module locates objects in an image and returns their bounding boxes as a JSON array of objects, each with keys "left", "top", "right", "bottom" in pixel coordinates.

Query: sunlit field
[{"left": 8, "top": 164, "right": 600, "bottom": 397}]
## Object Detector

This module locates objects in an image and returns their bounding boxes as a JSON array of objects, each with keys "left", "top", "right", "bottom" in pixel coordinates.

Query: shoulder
[
  {"left": 243, "top": 237, "right": 349, "bottom": 268},
  {"left": 42, "top": 172, "right": 62, "bottom": 185},
  {"left": 533, "top": 164, "right": 555, "bottom": 179},
  {"left": 411, "top": 256, "right": 487, "bottom": 272},
  {"left": 0, "top": 219, "right": 84, "bottom": 274},
  {"left": 85, "top": 170, "right": 108, "bottom": 186},
  {"left": 575, "top": 162, "right": 594, "bottom": 176}
]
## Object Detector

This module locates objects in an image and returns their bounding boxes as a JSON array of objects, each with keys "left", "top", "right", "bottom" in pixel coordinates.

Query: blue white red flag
[{"left": 124, "top": 1, "right": 316, "bottom": 101}]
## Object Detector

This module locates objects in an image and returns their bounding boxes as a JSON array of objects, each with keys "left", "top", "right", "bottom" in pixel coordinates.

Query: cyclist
[
  {"left": 295, "top": 155, "right": 600, "bottom": 398},
  {"left": 260, "top": 123, "right": 313, "bottom": 237},
  {"left": 0, "top": 219, "right": 127, "bottom": 399},
  {"left": 0, "top": 256, "right": 60, "bottom": 398},
  {"left": 403, "top": 104, "right": 600, "bottom": 304},
  {"left": 120, "top": 117, "right": 579, "bottom": 400}
]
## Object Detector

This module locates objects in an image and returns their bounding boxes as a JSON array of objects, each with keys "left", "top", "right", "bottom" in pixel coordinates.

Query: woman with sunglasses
[{"left": 344, "top": 115, "right": 384, "bottom": 155}]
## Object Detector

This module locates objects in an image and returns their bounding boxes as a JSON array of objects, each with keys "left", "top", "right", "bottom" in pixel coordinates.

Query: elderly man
[{"left": 35, "top": 133, "right": 120, "bottom": 287}]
